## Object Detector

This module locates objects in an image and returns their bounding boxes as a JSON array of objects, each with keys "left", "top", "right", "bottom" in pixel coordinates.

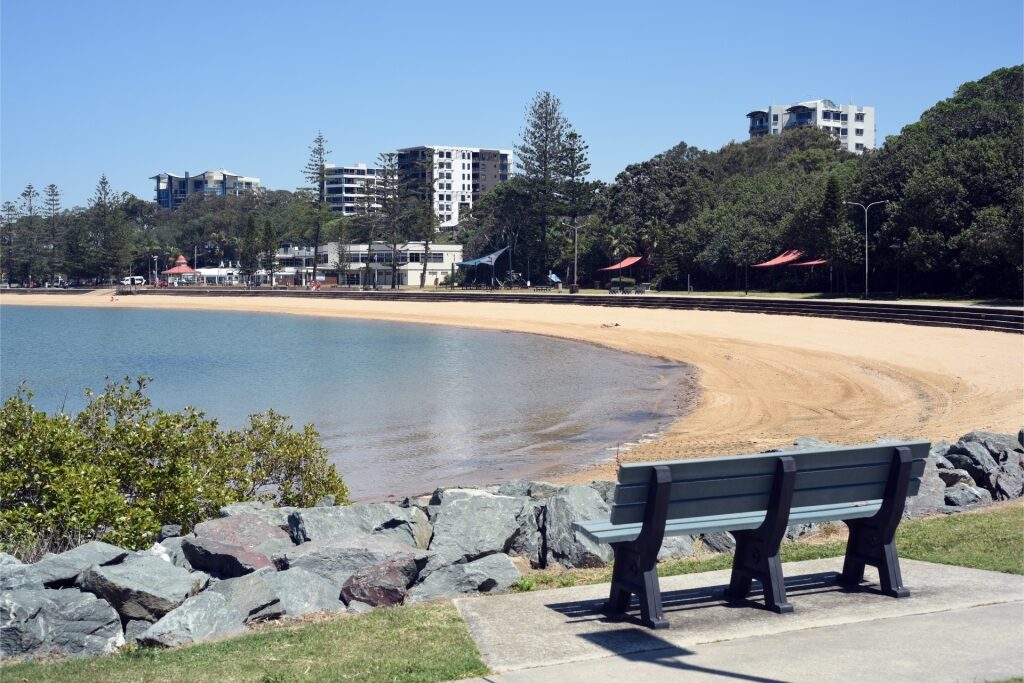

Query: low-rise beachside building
[
  {"left": 196, "top": 264, "right": 243, "bottom": 286},
  {"left": 151, "top": 169, "right": 262, "bottom": 210},
  {"left": 259, "top": 242, "right": 464, "bottom": 287}
]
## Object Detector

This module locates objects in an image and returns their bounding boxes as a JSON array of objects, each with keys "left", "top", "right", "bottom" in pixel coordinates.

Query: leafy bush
[
  {"left": 609, "top": 276, "right": 636, "bottom": 287},
  {"left": 0, "top": 378, "right": 349, "bottom": 558}
]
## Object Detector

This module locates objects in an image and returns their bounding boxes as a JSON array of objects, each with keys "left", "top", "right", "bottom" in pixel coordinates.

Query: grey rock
[
  {"left": 657, "top": 535, "right": 697, "bottom": 561},
  {"left": 0, "top": 564, "right": 44, "bottom": 591},
  {"left": 944, "top": 483, "right": 993, "bottom": 507},
  {"left": 545, "top": 485, "right": 612, "bottom": 569},
  {"left": 427, "top": 493, "right": 525, "bottom": 570},
  {"left": 272, "top": 533, "right": 430, "bottom": 588},
  {"left": 408, "top": 553, "right": 521, "bottom": 604},
  {"left": 78, "top": 555, "right": 208, "bottom": 623},
  {"left": 138, "top": 592, "right": 247, "bottom": 648},
  {"left": 157, "top": 525, "right": 182, "bottom": 542},
  {"left": 508, "top": 499, "right": 546, "bottom": 568},
  {"left": 124, "top": 619, "right": 150, "bottom": 643},
  {"left": 906, "top": 452, "right": 947, "bottom": 518},
  {"left": 346, "top": 600, "right": 374, "bottom": 614},
  {"left": 183, "top": 514, "right": 295, "bottom": 578},
  {"left": 263, "top": 567, "right": 345, "bottom": 617},
  {"left": 288, "top": 503, "right": 432, "bottom": 550},
  {"left": 428, "top": 487, "right": 494, "bottom": 506},
  {"left": 930, "top": 440, "right": 953, "bottom": 469},
  {"left": 1019, "top": 428, "right": 1024, "bottom": 449},
  {"left": 340, "top": 560, "right": 413, "bottom": 607},
  {"left": 157, "top": 536, "right": 193, "bottom": 570},
  {"left": 938, "top": 469, "right": 975, "bottom": 487},
  {"left": 208, "top": 570, "right": 283, "bottom": 623},
  {"left": 527, "top": 481, "right": 564, "bottom": 500},
  {"left": 31, "top": 541, "right": 129, "bottom": 588},
  {"left": 315, "top": 495, "right": 336, "bottom": 507},
  {"left": 785, "top": 523, "right": 822, "bottom": 541},
  {"left": 0, "top": 552, "right": 22, "bottom": 566},
  {"left": 1, "top": 589, "right": 124, "bottom": 658},
  {"left": 700, "top": 532, "right": 737, "bottom": 553},
  {"left": 946, "top": 441, "right": 998, "bottom": 485},
  {"left": 220, "top": 502, "right": 298, "bottom": 532},
  {"left": 587, "top": 480, "right": 618, "bottom": 506},
  {"left": 961, "top": 431, "right": 1024, "bottom": 456},
  {"left": 495, "top": 480, "right": 530, "bottom": 497}
]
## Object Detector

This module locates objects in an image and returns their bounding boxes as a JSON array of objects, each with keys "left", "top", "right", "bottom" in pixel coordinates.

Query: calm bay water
[{"left": 0, "top": 305, "right": 693, "bottom": 499}]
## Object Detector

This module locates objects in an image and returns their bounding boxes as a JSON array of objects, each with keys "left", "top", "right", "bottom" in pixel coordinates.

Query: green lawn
[
  {"left": 6, "top": 503, "right": 1021, "bottom": 683},
  {"left": 0, "top": 603, "right": 487, "bottom": 683}
]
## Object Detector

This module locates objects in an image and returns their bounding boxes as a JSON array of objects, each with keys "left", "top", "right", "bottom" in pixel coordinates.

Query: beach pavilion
[
  {"left": 161, "top": 255, "right": 199, "bottom": 285},
  {"left": 598, "top": 256, "right": 652, "bottom": 288}
]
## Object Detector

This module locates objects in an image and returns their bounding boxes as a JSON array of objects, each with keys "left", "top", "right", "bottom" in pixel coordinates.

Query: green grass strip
[{"left": 1, "top": 603, "right": 487, "bottom": 683}]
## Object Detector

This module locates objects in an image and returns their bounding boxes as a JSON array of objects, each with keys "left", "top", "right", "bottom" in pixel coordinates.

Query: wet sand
[{"left": 4, "top": 290, "right": 1021, "bottom": 485}]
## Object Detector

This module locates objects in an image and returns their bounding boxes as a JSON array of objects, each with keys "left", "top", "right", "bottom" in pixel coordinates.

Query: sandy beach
[{"left": 3, "top": 290, "right": 1021, "bottom": 484}]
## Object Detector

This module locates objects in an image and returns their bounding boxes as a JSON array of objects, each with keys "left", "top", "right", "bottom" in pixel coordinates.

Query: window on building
[
  {"left": 772, "top": 114, "right": 778, "bottom": 122},
  {"left": 822, "top": 112, "right": 831, "bottom": 120},
  {"left": 840, "top": 114, "right": 848, "bottom": 121},
  {"left": 429, "top": 252, "right": 444, "bottom": 263},
  {"left": 855, "top": 143, "right": 865, "bottom": 151},
  {"left": 840, "top": 128, "right": 848, "bottom": 136},
  {"left": 855, "top": 113, "right": 865, "bottom": 122},
  {"left": 855, "top": 128, "right": 864, "bottom": 136}
]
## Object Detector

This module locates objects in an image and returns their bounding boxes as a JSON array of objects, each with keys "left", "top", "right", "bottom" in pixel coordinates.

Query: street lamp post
[
  {"left": 845, "top": 200, "right": 887, "bottom": 299},
  {"left": 152, "top": 255, "right": 158, "bottom": 286}
]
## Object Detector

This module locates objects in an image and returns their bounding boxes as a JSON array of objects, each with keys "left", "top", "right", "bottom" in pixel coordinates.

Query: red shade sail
[
  {"left": 752, "top": 250, "right": 804, "bottom": 268},
  {"left": 598, "top": 256, "right": 650, "bottom": 272}
]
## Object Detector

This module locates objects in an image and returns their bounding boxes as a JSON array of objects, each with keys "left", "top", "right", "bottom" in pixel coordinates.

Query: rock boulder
[
  {"left": 340, "top": 560, "right": 413, "bottom": 607},
  {"left": 427, "top": 493, "right": 525, "bottom": 569},
  {"left": 408, "top": 553, "right": 521, "bottom": 603},
  {"left": 263, "top": 567, "right": 345, "bottom": 617},
  {"left": 31, "top": 541, "right": 129, "bottom": 588},
  {"left": 0, "top": 589, "right": 124, "bottom": 658},
  {"left": 77, "top": 555, "right": 208, "bottom": 623},
  {"left": 183, "top": 514, "right": 294, "bottom": 578},
  {"left": 544, "top": 485, "right": 612, "bottom": 568},
  {"left": 272, "top": 533, "right": 430, "bottom": 588},
  {"left": 288, "top": 503, "right": 431, "bottom": 549},
  {"left": 137, "top": 592, "right": 248, "bottom": 648}
]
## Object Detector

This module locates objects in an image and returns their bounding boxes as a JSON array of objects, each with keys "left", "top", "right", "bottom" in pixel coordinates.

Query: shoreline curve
[{"left": 3, "top": 290, "right": 1021, "bottom": 486}]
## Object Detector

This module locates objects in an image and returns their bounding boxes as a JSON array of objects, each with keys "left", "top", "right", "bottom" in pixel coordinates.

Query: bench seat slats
[
  {"left": 609, "top": 477, "right": 920, "bottom": 524},
  {"left": 612, "top": 460, "right": 925, "bottom": 506},
  {"left": 615, "top": 442, "right": 930, "bottom": 486},
  {"left": 577, "top": 501, "right": 883, "bottom": 545}
]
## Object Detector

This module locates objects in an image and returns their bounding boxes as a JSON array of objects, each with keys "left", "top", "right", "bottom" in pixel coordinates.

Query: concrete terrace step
[{"left": 138, "top": 288, "right": 1024, "bottom": 333}]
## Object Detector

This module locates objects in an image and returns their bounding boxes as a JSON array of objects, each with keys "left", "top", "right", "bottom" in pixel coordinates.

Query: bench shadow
[
  {"left": 546, "top": 572, "right": 851, "bottom": 624},
  {"left": 545, "top": 572, "right": 878, "bottom": 680},
  {"left": 576, "top": 630, "right": 788, "bottom": 683}
]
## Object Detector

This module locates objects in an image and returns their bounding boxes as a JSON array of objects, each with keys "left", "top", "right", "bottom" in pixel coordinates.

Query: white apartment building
[
  {"left": 151, "top": 169, "right": 261, "bottom": 210},
  {"left": 746, "top": 100, "right": 876, "bottom": 153},
  {"left": 324, "top": 163, "right": 382, "bottom": 216},
  {"left": 397, "top": 145, "right": 512, "bottom": 229},
  {"left": 263, "top": 241, "right": 463, "bottom": 287}
]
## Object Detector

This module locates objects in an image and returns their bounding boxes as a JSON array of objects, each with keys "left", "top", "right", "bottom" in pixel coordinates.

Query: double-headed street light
[{"left": 844, "top": 200, "right": 888, "bottom": 299}]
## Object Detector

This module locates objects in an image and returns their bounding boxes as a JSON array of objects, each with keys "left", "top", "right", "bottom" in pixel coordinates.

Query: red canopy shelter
[
  {"left": 161, "top": 255, "right": 198, "bottom": 284},
  {"left": 751, "top": 250, "right": 804, "bottom": 268},
  {"left": 598, "top": 256, "right": 651, "bottom": 272}
]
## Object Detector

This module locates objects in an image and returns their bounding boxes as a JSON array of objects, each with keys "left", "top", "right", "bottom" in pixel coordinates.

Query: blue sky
[{"left": 2, "top": 1, "right": 1021, "bottom": 208}]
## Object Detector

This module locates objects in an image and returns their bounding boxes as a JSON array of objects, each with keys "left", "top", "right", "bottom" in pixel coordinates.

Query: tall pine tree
[{"left": 303, "top": 132, "right": 331, "bottom": 285}]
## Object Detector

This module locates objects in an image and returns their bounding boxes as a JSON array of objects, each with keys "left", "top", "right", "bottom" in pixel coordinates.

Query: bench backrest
[{"left": 609, "top": 441, "right": 930, "bottom": 525}]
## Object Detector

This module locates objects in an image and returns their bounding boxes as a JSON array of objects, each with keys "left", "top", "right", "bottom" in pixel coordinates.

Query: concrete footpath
[{"left": 453, "top": 558, "right": 1024, "bottom": 682}]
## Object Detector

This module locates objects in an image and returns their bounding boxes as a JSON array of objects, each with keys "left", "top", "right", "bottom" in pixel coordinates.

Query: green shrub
[
  {"left": 609, "top": 276, "right": 636, "bottom": 287},
  {"left": 0, "top": 377, "right": 349, "bottom": 558}
]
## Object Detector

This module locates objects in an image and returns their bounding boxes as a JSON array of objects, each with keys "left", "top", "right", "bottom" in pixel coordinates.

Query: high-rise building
[
  {"left": 396, "top": 145, "right": 512, "bottom": 229},
  {"left": 746, "top": 100, "right": 876, "bottom": 153},
  {"left": 324, "top": 163, "right": 382, "bottom": 216},
  {"left": 151, "top": 169, "right": 261, "bottom": 210}
]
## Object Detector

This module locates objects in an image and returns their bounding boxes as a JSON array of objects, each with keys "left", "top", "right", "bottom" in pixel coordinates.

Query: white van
[{"left": 120, "top": 276, "right": 146, "bottom": 286}]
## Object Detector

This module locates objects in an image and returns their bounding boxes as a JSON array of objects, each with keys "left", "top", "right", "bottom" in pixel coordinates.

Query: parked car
[
  {"left": 155, "top": 280, "right": 169, "bottom": 287},
  {"left": 120, "top": 276, "right": 146, "bottom": 286}
]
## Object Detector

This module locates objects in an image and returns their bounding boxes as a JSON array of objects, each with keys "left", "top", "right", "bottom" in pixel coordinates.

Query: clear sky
[{"left": 2, "top": 1, "right": 1021, "bottom": 208}]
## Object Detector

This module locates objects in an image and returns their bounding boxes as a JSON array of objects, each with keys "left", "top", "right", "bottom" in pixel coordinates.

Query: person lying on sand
[{"left": 601, "top": 322, "right": 620, "bottom": 328}]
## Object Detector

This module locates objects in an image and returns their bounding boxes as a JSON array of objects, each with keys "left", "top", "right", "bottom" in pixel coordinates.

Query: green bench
[{"left": 575, "top": 441, "right": 929, "bottom": 629}]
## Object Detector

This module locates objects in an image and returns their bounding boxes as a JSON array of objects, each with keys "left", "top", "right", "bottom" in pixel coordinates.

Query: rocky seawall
[{"left": 2, "top": 429, "right": 1021, "bottom": 661}]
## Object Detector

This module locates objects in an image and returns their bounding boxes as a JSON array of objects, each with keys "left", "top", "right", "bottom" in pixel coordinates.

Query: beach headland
[{"left": 3, "top": 289, "right": 1021, "bottom": 485}]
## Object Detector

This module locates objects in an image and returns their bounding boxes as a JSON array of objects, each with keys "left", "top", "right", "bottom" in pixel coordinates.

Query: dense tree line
[
  {"left": 2, "top": 67, "right": 1020, "bottom": 298},
  {"left": 461, "top": 67, "right": 1022, "bottom": 298}
]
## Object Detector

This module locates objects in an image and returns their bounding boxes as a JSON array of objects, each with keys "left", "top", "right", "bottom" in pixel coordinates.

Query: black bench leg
[
  {"left": 605, "top": 466, "right": 671, "bottom": 629},
  {"left": 726, "top": 456, "right": 796, "bottom": 614},
  {"left": 838, "top": 447, "right": 913, "bottom": 598}
]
